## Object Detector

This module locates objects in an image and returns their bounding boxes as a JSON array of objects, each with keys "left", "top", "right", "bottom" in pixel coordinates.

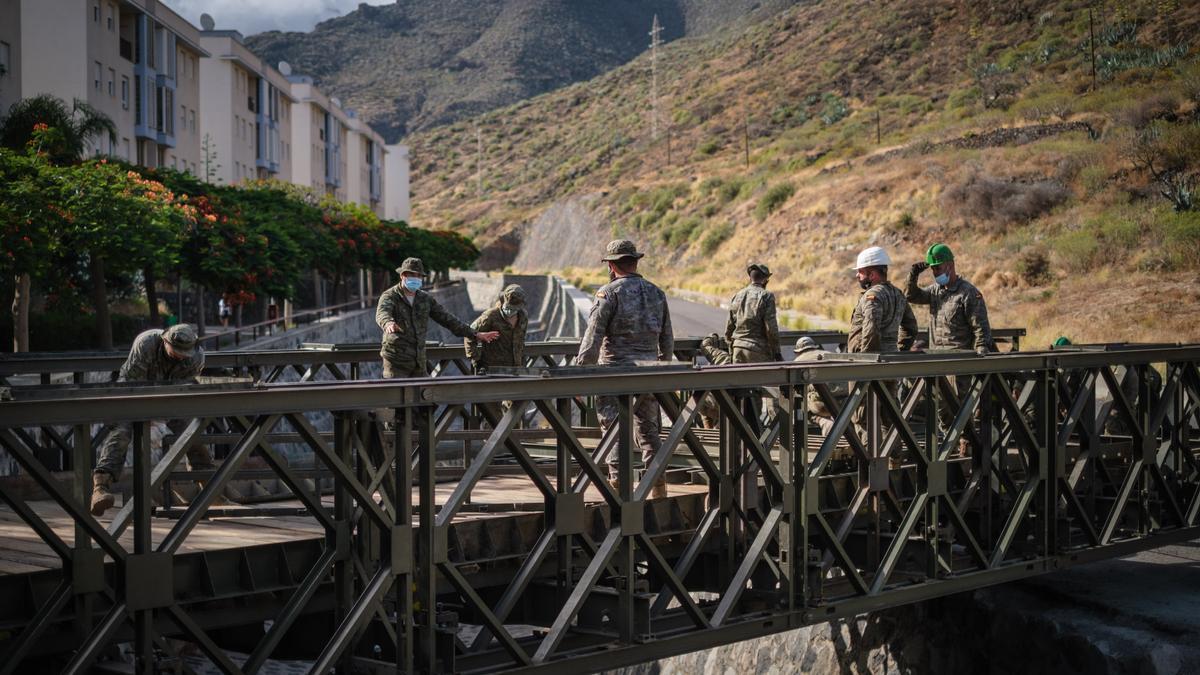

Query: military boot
[
  {"left": 650, "top": 479, "right": 668, "bottom": 500},
  {"left": 90, "top": 473, "right": 115, "bottom": 517}
]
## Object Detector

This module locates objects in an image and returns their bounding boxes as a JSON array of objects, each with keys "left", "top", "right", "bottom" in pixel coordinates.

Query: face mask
[
  {"left": 500, "top": 305, "right": 517, "bottom": 318},
  {"left": 858, "top": 278, "right": 872, "bottom": 290},
  {"left": 403, "top": 277, "right": 422, "bottom": 292},
  {"left": 934, "top": 273, "right": 950, "bottom": 286}
]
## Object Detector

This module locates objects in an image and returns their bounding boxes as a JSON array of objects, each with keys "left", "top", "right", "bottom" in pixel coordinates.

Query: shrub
[
  {"left": 1160, "top": 210, "right": 1200, "bottom": 269},
  {"left": 820, "top": 93, "right": 849, "bottom": 125},
  {"left": 941, "top": 172, "right": 1070, "bottom": 224},
  {"left": 716, "top": 179, "right": 746, "bottom": 205},
  {"left": 700, "top": 222, "right": 735, "bottom": 255},
  {"left": 697, "top": 139, "right": 721, "bottom": 156},
  {"left": 1016, "top": 248, "right": 1051, "bottom": 285},
  {"left": 1050, "top": 229, "right": 1100, "bottom": 272},
  {"left": 755, "top": 182, "right": 795, "bottom": 220}
]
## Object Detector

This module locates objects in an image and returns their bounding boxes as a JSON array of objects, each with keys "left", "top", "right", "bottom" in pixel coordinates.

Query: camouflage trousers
[
  {"left": 382, "top": 358, "right": 427, "bottom": 379},
  {"left": 95, "top": 418, "right": 214, "bottom": 481},
  {"left": 597, "top": 394, "right": 662, "bottom": 480},
  {"left": 733, "top": 347, "right": 780, "bottom": 422}
]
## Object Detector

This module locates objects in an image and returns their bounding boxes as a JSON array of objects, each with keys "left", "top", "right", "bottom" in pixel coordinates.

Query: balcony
[{"left": 119, "top": 38, "right": 133, "bottom": 62}]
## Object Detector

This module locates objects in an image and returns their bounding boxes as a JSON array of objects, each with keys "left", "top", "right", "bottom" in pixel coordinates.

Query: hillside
[
  {"left": 406, "top": 0, "right": 1200, "bottom": 347},
  {"left": 245, "top": 0, "right": 799, "bottom": 142}
]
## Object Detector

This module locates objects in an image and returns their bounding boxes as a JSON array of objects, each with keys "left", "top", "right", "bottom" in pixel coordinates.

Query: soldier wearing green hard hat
[{"left": 905, "top": 242, "right": 993, "bottom": 356}]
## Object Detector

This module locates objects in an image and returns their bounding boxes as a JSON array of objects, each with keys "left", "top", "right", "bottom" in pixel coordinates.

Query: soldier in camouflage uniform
[
  {"left": 793, "top": 336, "right": 849, "bottom": 441},
  {"left": 376, "top": 257, "right": 498, "bottom": 378},
  {"left": 577, "top": 240, "right": 674, "bottom": 499},
  {"left": 848, "top": 246, "right": 917, "bottom": 354},
  {"left": 465, "top": 284, "right": 529, "bottom": 373},
  {"left": 905, "top": 243, "right": 993, "bottom": 355},
  {"left": 91, "top": 324, "right": 212, "bottom": 516},
  {"left": 726, "top": 263, "right": 782, "bottom": 363}
]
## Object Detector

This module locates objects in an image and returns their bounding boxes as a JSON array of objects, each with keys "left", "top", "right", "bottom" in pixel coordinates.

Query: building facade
[
  {"left": 1, "top": 0, "right": 410, "bottom": 223},
  {"left": 197, "top": 28, "right": 293, "bottom": 185},
  {"left": 0, "top": 0, "right": 208, "bottom": 171}
]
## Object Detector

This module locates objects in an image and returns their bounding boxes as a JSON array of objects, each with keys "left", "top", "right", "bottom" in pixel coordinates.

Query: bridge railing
[{"left": 3, "top": 338, "right": 1185, "bottom": 675}]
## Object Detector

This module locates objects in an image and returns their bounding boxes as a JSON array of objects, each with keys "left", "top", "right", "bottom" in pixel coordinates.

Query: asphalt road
[{"left": 666, "top": 295, "right": 727, "bottom": 339}]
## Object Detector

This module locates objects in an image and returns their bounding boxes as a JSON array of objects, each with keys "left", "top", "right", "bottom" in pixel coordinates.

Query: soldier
[
  {"left": 905, "top": 243, "right": 993, "bottom": 355},
  {"left": 91, "top": 324, "right": 214, "bottom": 516},
  {"left": 726, "top": 263, "right": 782, "bottom": 363},
  {"left": 465, "top": 284, "right": 529, "bottom": 373},
  {"left": 848, "top": 246, "right": 917, "bottom": 354},
  {"left": 793, "top": 336, "right": 847, "bottom": 438},
  {"left": 376, "top": 257, "right": 498, "bottom": 378},
  {"left": 577, "top": 240, "right": 674, "bottom": 499},
  {"left": 698, "top": 333, "right": 732, "bottom": 428}
]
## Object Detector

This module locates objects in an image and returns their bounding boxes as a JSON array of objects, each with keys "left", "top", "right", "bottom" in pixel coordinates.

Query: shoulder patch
[
  {"left": 595, "top": 290, "right": 607, "bottom": 299},
  {"left": 864, "top": 294, "right": 876, "bottom": 302},
  {"left": 975, "top": 292, "right": 984, "bottom": 301}
]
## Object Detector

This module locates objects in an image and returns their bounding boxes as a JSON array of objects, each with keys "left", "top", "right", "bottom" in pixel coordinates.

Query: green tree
[{"left": 0, "top": 96, "right": 116, "bottom": 351}]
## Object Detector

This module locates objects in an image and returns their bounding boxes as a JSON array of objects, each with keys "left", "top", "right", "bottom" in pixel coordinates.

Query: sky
[{"left": 168, "top": 0, "right": 393, "bottom": 36}]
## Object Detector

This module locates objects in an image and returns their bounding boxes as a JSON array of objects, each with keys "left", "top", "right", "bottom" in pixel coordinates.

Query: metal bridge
[{"left": 0, "top": 329, "right": 1197, "bottom": 674}]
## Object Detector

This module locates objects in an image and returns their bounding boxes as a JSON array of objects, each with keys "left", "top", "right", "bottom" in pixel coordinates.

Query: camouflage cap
[
  {"left": 163, "top": 323, "right": 198, "bottom": 357},
  {"left": 500, "top": 284, "right": 527, "bottom": 306},
  {"left": 747, "top": 263, "right": 772, "bottom": 277},
  {"left": 601, "top": 239, "right": 645, "bottom": 262},
  {"left": 794, "top": 336, "right": 821, "bottom": 353},
  {"left": 396, "top": 257, "right": 425, "bottom": 276}
]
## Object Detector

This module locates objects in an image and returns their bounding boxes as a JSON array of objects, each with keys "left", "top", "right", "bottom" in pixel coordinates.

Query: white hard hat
[{"left": 852, "top": 246, "right": 892, "bottom": 270}]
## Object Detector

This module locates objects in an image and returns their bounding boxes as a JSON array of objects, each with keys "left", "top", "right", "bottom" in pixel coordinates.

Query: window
[
  {"left": 107, "top": 3, "right": 115, "bottom": 30},
  {"left": 93, "top": 3, "right": 100, "bottom": 22},
  {"left": 94, "top": 61, "right": 102, "bottom": 90},
  {"left": 0, "top": 42, "right": 10, "bottom": 78},
  {"left": 189, "top": 109, "right": 196, "bottom": 134},
  {"left": 121, "top": 76, "right": 129, "bottom": 109},
  {"left": 107, "top": 68, "right": 115, "bottom": 97}
]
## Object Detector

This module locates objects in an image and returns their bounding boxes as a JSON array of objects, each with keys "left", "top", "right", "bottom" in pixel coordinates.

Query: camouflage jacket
[
  {"left": 465, "top": 305, "right": 528, "bottom": 370},
  {"left": 118, "top": 329, "right": 205, "bottom": 383},
  {"left": 699, "top": 335, "right": 732, "bottom": 365},
  {"left": 904, "top": 271, "right": 993, "bottom": 352},
  {"left": 376, "top": 284, "right": 475, "bottom": 368},
  {"left": 725, "top": 284, "right": 781, "bottom": 357},
  {"left": 577, "top": 274, "right": 674, "bottom": 365},
  {"left": 847, "top": 282, "right": 917, "bottom": 353}
]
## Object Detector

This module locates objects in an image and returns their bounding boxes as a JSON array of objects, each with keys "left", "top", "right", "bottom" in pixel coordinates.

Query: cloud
[{"left": 167, "top": 0, "right": 393, "bottom": 35}]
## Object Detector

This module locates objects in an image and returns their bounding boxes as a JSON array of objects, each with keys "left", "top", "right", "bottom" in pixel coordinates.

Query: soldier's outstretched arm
[
  {"left": 577, "top": 290, "right": 614, "bottom": 365},
  {"left": 659, "top": 297, "right": 674, "bottom": 361},
  {"left": 904, "top": 264, "right": 933, "bottom": 305},
  {"left": 375, "top": 289, "right": 397, "bottom": 331},
  {"left": 899, "top": 302, "right": 918, "bottom": 352},
  {"left": 465, "top": 313, "right": 486, "bottom": 361},
  {"left": 429, "top": 296, "right": 476, "bottom": 339}
]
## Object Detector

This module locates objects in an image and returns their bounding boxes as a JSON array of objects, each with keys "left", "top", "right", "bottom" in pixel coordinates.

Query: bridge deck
[{"left": 0, "top": 476, "right": 709, "bottom": 576}]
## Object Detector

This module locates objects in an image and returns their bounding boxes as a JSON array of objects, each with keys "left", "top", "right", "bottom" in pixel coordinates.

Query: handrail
[{"left": 196, "top": 294, "right": 380, "bottom": 350}]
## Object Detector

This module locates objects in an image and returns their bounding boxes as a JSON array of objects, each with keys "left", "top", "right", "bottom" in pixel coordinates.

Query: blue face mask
[
  {"left": 934, "top": 273, "right": 950, "bottom": 286},
  {"left": 403, "top": 277, "right": 422, "bottom": 292}
]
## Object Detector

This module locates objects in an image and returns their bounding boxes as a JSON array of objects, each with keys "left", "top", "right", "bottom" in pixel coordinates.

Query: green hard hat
[
  {"left": 1053, "top": 336, "right": 1072, "bottom": 347},
  {"left": 925, "top": 243, "right": 954, "bottom": 266}
]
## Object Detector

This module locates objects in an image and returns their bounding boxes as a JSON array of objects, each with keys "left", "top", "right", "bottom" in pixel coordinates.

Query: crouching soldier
[{"left": 465, "top": 284, "right": 529, "bottom": 373}]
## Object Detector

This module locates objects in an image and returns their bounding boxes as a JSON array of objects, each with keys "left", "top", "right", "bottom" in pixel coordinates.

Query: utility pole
[
  {"left": 649, "top": 14, "right": 663, "bottom": 143},
  {"left": 1088, "top": 6, "right": 1098, "bottom": 91},
  {"left": 875, "top": 109, "right": 881, "bottom": 145},
  {"left": 475, "top": 124, "right": 483, "bottom": 197},
  {"left": 743, "top": 103, "right": 750, "bottom": 168},
  {"left": 666, "top": 127, "right": 672, "bottom": 166}
]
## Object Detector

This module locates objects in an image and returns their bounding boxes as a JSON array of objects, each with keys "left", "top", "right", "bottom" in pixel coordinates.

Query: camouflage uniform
[
  {"left": 847, "top": 282, "right": 917, "bottom": 353},
  {"left": 465, "top": 285, "right": 529, "bottom": 372},
  {"left": 725, "top": 280, "right": 781, "bottom": 364},
  {"left": 904, "top": 271, "right": 993, "bottom": 353},
  {"left": 698, "top": 334, "right": 732, "bottom": 428},
  {"left": 95, "top": 327, "right": 211, "bottom": 480},
  {"left": 577, "top": 242, "right": 674, "bottom": 478},
  {"left": 376, "top": 258, "right": 476, "bottom": 378}
]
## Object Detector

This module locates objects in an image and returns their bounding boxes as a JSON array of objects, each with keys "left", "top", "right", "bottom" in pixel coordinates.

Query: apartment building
[
  {"left": 0, "top": 0, "right": 208, "bottom": 171},
  {"left": 344, "top": 112, "right": 386, "bottom": 215},
  {"left": 197, "top": 27, "right": 293, "bottom": 185},
  {"left": 287, "top": 75, "right": 356, "bottom": 201}
]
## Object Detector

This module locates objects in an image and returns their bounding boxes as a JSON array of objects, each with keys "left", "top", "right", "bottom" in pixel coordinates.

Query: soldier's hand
[
  {"left": 911, "top": 261, "right": 930, "bottom": 274},
  {"left": 476, "top": 331, "right": 500, "bottom": 343},
  {"left": 385, "top": 322, "right": 401, "bottom": 334}
]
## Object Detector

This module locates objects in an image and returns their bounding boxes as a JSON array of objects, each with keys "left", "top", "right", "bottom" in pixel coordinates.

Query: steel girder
[{"left": 0, "top": 343, "right": 1194, "bottom": 674}]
